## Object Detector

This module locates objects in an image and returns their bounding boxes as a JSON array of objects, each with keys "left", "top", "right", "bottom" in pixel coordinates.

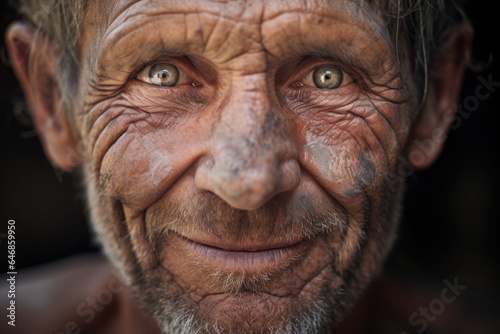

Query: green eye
[
  {"left": 312, "top": 66, "right": 343, "bottom": 89},
  {"left": 148, "top": 63, "right": 179, "bottom": 86}
]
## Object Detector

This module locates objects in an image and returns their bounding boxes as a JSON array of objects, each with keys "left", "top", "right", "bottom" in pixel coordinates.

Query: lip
[{"left": 183, "top": 236, "right": 308, "bottom": 274}]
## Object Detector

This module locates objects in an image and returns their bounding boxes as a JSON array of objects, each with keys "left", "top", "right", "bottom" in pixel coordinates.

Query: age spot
[{"left": 147, "top": 150, "right": 174, "bottom": 188}]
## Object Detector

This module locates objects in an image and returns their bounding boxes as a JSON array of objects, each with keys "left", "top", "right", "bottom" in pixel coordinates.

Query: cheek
[
  {"left": 100, "top": 134, "right": 175, "bottom": 209},
  {"left": 304, "top": 132, "right": 361, "bottom": 197},
  {"left": 299, "top": 100, "right": 410, "bottom": 202},
  {"left": 302, "top": 123, "right": 382, "bottom": 201},
  {"left": 92, "top": 106, "right": 208, "bottom": 211}
]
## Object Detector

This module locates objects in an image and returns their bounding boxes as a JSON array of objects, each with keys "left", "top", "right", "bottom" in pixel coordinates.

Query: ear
[
  {"left": 404, "top": 24, "right": 473, "bottom": 169},
  {"left": 5, "top": 22, "right": 82, "bottom": 170}
]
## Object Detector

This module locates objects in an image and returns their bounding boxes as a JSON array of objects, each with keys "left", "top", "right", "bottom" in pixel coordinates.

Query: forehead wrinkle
[
  {"left": 103, "top": 0, "right": 261, "bottom": 34},
  {"left": 94, "top": 1, "right": 263, "bottom": 52},
  {"left": 263, "top": 0, "right": 389, "bottom": 44},
  {"left": 92, "top": 0, "right": 390, "bottom": 58}
]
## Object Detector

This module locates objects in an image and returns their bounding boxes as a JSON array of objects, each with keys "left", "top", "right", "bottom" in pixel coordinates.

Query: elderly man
[{"left": 2, "top": 0, "right": 474, "bottom": 333}]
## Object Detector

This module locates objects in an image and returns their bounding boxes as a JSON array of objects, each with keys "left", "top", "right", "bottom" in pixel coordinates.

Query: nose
[{"left": 194, "top": 76, "right": 300, "bottom": 211}]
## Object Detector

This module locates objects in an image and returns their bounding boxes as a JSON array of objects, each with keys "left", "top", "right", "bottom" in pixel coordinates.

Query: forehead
[{"left": 84, "top": 0, "right": 390, "bottom": 50}]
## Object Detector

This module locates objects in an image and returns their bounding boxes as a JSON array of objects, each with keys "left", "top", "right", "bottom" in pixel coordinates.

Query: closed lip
[{"left": 184, "top": 236, "right": 308, "bottom": 274}]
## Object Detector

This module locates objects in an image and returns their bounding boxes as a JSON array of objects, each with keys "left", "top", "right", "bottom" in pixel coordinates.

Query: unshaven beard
[
  {"left": 85, "top": 165, "right": 403, "bottom": 334},
  {"left": 135, "top": 248, "right": 341, "bottom": 334},
  {"left": 126, "top": 193, "right": 349, "bottom": 333}
]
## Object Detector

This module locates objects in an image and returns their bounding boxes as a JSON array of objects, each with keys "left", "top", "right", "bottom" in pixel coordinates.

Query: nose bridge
[
  {"left": 216, "top": 90, "right": 280, "bottom": 179},
  {"left": 217, "top": 76, "right": 278, "bottom": 164},
  {"left": 195, "top": 74, "right": 300, "bottom": 210}
]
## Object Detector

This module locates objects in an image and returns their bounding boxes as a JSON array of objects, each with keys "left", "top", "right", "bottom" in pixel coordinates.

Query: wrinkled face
[{"left": 75, "top": 0, "right": 417, "bottom": 332}]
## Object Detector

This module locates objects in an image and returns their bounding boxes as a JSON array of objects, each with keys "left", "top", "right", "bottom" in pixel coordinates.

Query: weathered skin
[
  {"left": 74, "top": 1, "right": 415, "bottom": 332},
  {"left": 5, "top": 0, "right": 471, "bottom": 332}
]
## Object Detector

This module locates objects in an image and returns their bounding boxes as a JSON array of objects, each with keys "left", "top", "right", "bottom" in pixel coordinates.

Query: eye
[
  {"left": 137, "top": 63, "right": 187, "bottom": 87},
  {"left": 304, "top": 65, "right": 344, "bottom": 89}
]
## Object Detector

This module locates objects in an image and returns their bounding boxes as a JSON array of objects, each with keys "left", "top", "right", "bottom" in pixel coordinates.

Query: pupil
[{"left": 324, "top": 72, "right": 332, "bottom": 80}]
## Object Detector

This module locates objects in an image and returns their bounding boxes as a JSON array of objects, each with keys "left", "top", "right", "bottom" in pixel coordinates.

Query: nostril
[{"left": 194, "top": 158, "right": 301, "bottom": 211}]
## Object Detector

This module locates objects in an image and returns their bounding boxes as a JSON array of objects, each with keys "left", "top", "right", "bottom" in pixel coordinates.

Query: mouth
[{"left": 180, "top": 235, "right": 309, "bottom": 275}]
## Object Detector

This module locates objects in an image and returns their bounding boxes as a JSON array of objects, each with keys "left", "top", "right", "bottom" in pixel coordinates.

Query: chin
[{"left": 132, "top": 261, "right": 343, "bottom": 334}]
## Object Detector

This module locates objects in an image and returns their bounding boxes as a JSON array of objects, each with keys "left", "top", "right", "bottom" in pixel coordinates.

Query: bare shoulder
[{"left": 0, "top": 253, "right": 120, "bottom": 334}]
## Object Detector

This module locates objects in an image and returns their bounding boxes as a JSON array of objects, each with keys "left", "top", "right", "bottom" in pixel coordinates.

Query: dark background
[{"left": 1, "top": 0, "right": 499, "bottom": 303}]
